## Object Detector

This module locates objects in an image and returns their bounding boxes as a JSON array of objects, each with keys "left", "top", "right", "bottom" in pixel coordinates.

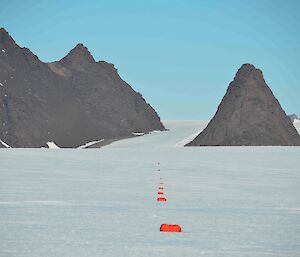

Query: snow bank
[
  {"left": 0, "top": 139, "right": 11, "bottom": 148},
  {"left": 46, "top": 141, "right": 60, "bottom": 149},
  {"left": 174, "top": 130, "right": 203, "bottom": 147},
  {"left": 132, "top": 132, "right": 145, "bottom": 136},
  {"left": 77, "top": 139, "right": 104, "bottom": 149},
  {"left": 133, "top": 130, "right": 164, "bottom": 136},
  {"left": 149, "top": 129, "right": 161, "bottom": 134}
]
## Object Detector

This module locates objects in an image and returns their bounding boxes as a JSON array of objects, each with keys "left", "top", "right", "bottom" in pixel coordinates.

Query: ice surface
[
  {"left": 173, "top": 122, "right": 203, "bottom": 147},
  {"left": 0, "top": 120, "right": 300, "bottom": 257}
]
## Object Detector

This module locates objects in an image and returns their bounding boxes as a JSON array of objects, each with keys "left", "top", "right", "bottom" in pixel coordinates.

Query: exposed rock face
[
  {"left": 0, "top": 28, "right": 165, "bottom": 148},
  {"left": 186, "top": 64, "right": 300, "bottom": 146}
]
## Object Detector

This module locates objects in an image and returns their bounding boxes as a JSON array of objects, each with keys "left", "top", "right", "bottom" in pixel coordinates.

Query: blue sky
[{"left": 0, "top": 0, "right": 299, "bottom": 119}]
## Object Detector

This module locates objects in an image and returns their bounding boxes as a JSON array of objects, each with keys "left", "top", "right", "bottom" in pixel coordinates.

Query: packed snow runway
[{"left": 1, "top": 121, "right": 300, "bottom": 257}]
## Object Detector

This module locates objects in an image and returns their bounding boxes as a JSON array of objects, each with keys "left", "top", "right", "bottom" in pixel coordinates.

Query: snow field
[{"left": 0, "top": 121, "right": 300, "bottom": 257}]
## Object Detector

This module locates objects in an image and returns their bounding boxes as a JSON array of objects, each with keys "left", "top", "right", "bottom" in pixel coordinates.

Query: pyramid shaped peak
[
  {"left": 186, "top": 65, "right": 300, "bottom": 146},
  {"left": 240, "top": 63, "right": 257, "bottom": 70},
  {"left": 70, "top": 43, "right": 91, "bottom": 55},
  {"left": 73, "top": 43, "right": 89, "bottom": 51},
  {"left": 237, "top": 63, "right": 262, "bottom": 75},
  {"left": 60, "top": 43, "right": 95, "bottom": 65},
  {"left": 232, "top": 63, "right": 264, "bottom": 85}
]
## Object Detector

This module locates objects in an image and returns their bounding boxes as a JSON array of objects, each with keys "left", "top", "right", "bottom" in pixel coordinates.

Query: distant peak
[
  {"left": 67, "top": 43, "right": 94, "bottom": 60},
  {"left": 60, "top": 43, "right": 95, "bottom": 65},
  {"left": 234, "top": 63, "right": 263, "bottom": 82},
  {"left": 0, "top": 28, "right": 16, "bottom": 45},
  {"left": 69, "top": 43, "right": 92, "bottom": 56},
  {"left": 239, "top": 63, "right": 257, "bottom": 72},
  {"left": 0, "top": 27, "right": 9, "bottom": 34},
  {"left": 73, "top": 43, "right": 89, "bottom": 51},
  {"left": 237, "top": 63, "right": 263, "bottom": 74}
]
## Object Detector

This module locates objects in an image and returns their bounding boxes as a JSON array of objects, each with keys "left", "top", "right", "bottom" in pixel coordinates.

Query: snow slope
[
  {"left": 46, "top": 141, "right": 60, "bottom": 149},
  {"left": 0, "top": 120, "right": 300, "bottom": 257},
  {"left": 77, "top": 139, "right": 104, "bottom": 149},
  {"left": 0, "top": 139, "right": 11, "bottom": 148}
]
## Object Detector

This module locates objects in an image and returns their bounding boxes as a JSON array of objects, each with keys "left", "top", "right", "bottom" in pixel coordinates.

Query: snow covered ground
[
  {"left": 294, "top": 119, "right": 300, "bottom": 124},
  {"left": 0, "top": 139, "right": 11, "bottom": 148},
  {"left": 0, "top": 120, "right": 300, "bottom": 257},
  {"left": 46, "top": 141, "right": 60, "bottom": 149}
]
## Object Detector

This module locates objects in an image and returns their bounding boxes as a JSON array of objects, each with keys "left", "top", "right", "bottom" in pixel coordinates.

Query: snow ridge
[
  {"left": 174, "top": 130, "right": 203, "bottom": 147},
  {"left": 0, "top": 139, "right": 11, "bottom": 148},
  {"left": 132, "top": 132, "right": 145, "bottom": 136},
  {"left": 46, "top": 141, "right": 60, "bottom": 149},
  {"left": 77, "top": 139, "right": 104, "bottom": 149}
]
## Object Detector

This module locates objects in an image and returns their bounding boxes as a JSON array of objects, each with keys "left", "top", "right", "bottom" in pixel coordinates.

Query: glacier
[{"left": 0, "top": 120, "right": 300, "bottom": 257}]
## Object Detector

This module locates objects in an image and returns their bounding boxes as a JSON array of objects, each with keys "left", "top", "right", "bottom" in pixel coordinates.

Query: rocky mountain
[
  {"left": 0, "top": 28, "right": 165, "bottom": 148},
  {"left": 186, "top": 64, "right": 300, "bottom": 146}
]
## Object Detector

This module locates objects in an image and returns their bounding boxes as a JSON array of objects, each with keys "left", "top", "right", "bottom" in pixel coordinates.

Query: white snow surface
[
  {"left": 46, "top": 141, "right": 60, "bottom": 149},
  {"left": 174, "top": 129, "right": 203, "bottom": 147},
  {"left": 0, "top": 139, "right": 11, "bottom": 148},
  {"left": 1, "top": 120, "right": 300, "bottom": 257},
  {"left": 294, "top": 118, "right": 300, "bottom": 124},
  {"left": 132, "top": 132, "right": 145, "bottom": 136},
  {"left": 77, "top": 139, "right": 104, "bottom": 149}
]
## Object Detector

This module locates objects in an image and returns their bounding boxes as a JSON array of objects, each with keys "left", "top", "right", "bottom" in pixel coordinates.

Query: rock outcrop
[
  {"left": 0, "top": 28, "right": 165, "bottom": 148},
  {"left": 186, "top": 64, "right": 300, "bottom": 146}
]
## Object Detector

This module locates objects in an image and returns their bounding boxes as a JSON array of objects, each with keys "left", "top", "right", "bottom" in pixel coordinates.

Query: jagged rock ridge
[
  {"left": 0, "top": 28, "right": 165, "bottom": 148},
  {"left": 186, "top": 64, "right": 300, "bottom": 146}
]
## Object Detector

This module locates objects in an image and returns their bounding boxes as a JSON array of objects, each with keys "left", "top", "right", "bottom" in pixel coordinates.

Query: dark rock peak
[
  {"left": 72, "top": 43, "right": 91, "bottom": 54},
  {"left": 239, "top": 63, "right": 257, "bottom": 72},
  {"left": 60, "top": 43, "right": 95, "bottom": 65},
  {"left": 232, "top": 63, "right": 264, "bottom": 85},
  {"left": 0, "top": 27, "right": 10, "bottom": 37},
  {"left": 0, "top": 28, "right": 16, "bottom": 46},
  {"left": 0, "top": 28, "right": 165, "bottom": 148},
  {"left": 0, "top": 28, "right": 42, "bottom": 66},
  {"left": 186, "top": 63, "right": 300, "bottom": 146}
]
